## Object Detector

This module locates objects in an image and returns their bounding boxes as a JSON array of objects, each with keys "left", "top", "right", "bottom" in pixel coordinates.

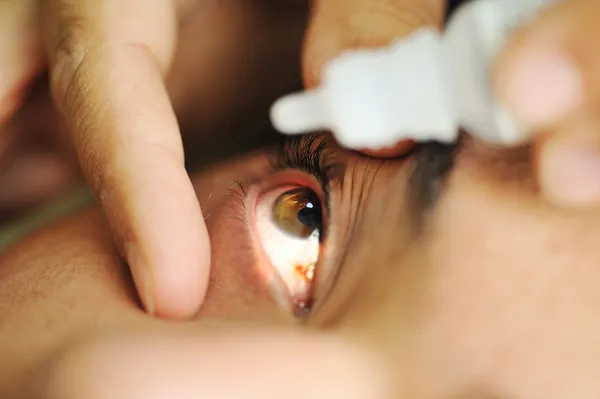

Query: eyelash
[
  {"left": 220, "top": 181, "right": 253, "bottom": 227},
  {"left": 227, "top": 134, "right": 338, "bottom": 214},
  {"left": 229, "top": 180, "right": 251, "bottom": 207}
]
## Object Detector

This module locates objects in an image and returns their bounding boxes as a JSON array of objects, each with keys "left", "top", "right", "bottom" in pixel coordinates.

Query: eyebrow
[{"left": 408, "top": 140, "right": 459, "bottom": 227}]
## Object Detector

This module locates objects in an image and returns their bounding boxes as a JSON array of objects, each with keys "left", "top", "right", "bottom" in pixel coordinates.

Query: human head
[{"left": 193, "top": 132, "right": 600, "bottom": 398}]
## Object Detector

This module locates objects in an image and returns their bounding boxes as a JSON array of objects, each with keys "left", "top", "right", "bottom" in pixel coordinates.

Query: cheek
[
  {"left": 192, "top": 193, "right": 293, "bottom": 325},
  {"left": 407, "top": 155, "right": 600, "bottom": 394},
  {"left": 189, "top": 156, "right": 295, "bottom": 325}
]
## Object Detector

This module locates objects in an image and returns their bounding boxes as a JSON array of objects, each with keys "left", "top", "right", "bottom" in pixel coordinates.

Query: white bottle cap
[{"left": 271, "top": 29, "right": 459, "bottom": 150}]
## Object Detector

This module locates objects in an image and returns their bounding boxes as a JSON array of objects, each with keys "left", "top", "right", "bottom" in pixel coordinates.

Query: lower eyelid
[
  {"left": 246, "top": 172, "right": 329, "bottom": 316},
  {"left": 202, "top": 184, "right": 293, "bottom": 318},
  {"left": 244, "top": 184, "right": 296, "bottom": 313}
]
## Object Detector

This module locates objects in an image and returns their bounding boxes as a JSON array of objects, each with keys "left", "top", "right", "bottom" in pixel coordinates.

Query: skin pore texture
[{"left": 3, "top": 131, "right": 600, "bottom": 398}]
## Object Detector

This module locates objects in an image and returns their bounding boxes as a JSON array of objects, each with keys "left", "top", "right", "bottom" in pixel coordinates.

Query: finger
[
  {"left": 41, "top": 0, "right": 210, "bottom": 319},
  {"left": 303, "top": 0, "right": 445, "bottom": 158},
  {"left": 495, "top": 0, "right": 600, "bottom": 206},
  {"left": 535, "top": 110, "right": 600, "bottom": 206},
  {"left": 495, "top": 0, "right": 594, "bottom": 135},
  {"left": 303, "top": 0, "right": 446, "bottom": 87},
  {"left": 0, "top": 0, "right": 43, "bottom": 129},
  {"left": 358, "top": 141, "right": 418, "bottom": 158},
  {"left": 46, "top": 330, "right": 391, "bottom": 399}
]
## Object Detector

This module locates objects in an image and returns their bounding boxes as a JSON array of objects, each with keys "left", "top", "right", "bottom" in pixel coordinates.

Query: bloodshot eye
[{"left": 253, "top": 186, "right": 324, "bottom": 318}]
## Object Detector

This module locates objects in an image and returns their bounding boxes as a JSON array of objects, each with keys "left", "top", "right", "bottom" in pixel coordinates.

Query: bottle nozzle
[
  {"left": 270, "top": 89, "right": 327, "bottom": 135},
  {"left": 269, "top": 29, "right": 458, "bottom": 150}
]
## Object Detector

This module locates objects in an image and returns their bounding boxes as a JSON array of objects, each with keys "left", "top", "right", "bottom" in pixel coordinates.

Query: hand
[
  {"left": 38, "top": 0, "right": 210, "bottom": 319},
  {"left": 495, "top": 0, "right": 600, "bottom": 207},
  {"left": 0, "top": 0, "right": 208, "bottom": 319},
  {"left": 302, "top": 0, "right": 446, "bottom": 158},
  {"left": 0, "top": 0, "right": 447, "bottom": 319},
  {"left": 0, "top": 0, "right": 306, "bottom": 318},
  {"left": 33, "top": 328, "right": 384, "bottom": 399}
]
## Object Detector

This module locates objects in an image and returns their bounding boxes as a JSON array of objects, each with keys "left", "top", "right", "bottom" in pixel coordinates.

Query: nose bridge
[
  {"left": 342, "top": 214, "right": 425, "bottom": 319},
  {"left": 332, "top": 142, "right": 458, "bottom": 329},
  {"left": 329, "top": 172, "right": 426, "bottom": 331},
  {"left": 327, "top": 199, "right": 433, "bottom": 397}
]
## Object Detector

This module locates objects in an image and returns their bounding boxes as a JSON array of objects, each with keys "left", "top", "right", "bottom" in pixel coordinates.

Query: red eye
[{"left": 253, "top": 185, "right": 324, "bottom": 318}]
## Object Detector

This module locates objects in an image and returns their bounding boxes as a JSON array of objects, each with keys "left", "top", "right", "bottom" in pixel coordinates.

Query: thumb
[
  {"left": 303, "top": 0, "right": 445, "bottom": 88},
  {"left": 0, "top": 0, "right": 43, "bottom": 129},
  {"left": 303, "top": 0, "right": 446, "bottom": 157}
]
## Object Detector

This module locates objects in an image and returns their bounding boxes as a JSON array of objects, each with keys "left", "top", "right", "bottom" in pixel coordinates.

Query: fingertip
[
  {"left": 125, "top": 242, "right": 156, "bottom": 316},
  {"left": 358, "top": 139, "right": 415, "bottom": 158},
  {"left": 536, "top": 110, "right": 600, "bottom": 207},
  {"left": 121, "top": 161, "right": 211, "bottom": 320},
  {"left": 496, "top": 39, "right": 583, "bottom": 131},
  {"left": 539, "top": 136, "right": 600, "bottom": 207},
  {"left": 303, "top": 0, "right": 444, "bottom": 88},
  {"left": 129, "top": 216, "right": 211, "bottom": 320},
  {"left": 494, "top": 2, "right": 592, "bottom": 134},
  {"left": 151, "top": 220, "right": 211, "bottom": 319}
]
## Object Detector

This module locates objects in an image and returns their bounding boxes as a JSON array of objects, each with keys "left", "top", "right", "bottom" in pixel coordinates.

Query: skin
[
  {"left": 3, "top": 0, "right": 436, "bottom": 319},
  {"left": 495, "top": 0, "right": 600, "bottom": 206},
  {"left": 3, "top": 131, "right": 600, "bottom": 398},
  {"left": 2, "top": 0, "right": 600, "bottom": 396},
  {"left": 0, "top": 1, "right": 308, "bottom": 220},
  {"left": 0, "top": 0, "right": 596, "bottom": 321}
]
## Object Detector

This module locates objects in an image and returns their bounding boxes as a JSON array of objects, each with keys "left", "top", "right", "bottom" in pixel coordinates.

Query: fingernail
[
  {"left": 125, "top": 242, "right": 155, "bottom": 315},
  {"left": 542, "top": 145, "right": 600, "bottom": 205},
  {"left": 504, "top": 50, "right": 582, "bottom": 127}
]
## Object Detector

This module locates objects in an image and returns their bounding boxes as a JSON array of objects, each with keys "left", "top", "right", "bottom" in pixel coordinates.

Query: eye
[
  {"left": 253, "top": 185, "right": 325, "bottom": 318},
  {"left": 272, "top": 188, "right": 323, "bottom": 241}
]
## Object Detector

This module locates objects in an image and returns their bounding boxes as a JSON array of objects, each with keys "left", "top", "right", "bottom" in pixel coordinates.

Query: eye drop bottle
[{"left": 270, "top": 0, "right": 558, "bottom": 150}]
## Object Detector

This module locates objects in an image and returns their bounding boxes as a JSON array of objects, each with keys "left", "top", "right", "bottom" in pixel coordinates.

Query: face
[{"left": 191, "top": 133, "right": 600, "bottom": 399}]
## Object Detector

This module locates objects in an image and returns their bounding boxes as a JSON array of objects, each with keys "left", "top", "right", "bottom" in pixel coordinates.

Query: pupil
[{"left": 297, "top": 193, "right": 322, "bottom": 234}]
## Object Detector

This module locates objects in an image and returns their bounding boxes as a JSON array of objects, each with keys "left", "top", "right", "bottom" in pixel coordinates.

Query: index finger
[{"left": 41, "top": 0, "right": 210, "bottom": 319}]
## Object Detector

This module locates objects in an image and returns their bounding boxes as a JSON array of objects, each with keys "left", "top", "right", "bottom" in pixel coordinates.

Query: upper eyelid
[
  {"left": 270, "top": 135, "right": 345, "bottom": 212},
  {"left": 223, "top": 135, "right": 342, "bottom": 235},
  {"left": 272, "top": 135, "right": 344, "bottom": 186}
]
